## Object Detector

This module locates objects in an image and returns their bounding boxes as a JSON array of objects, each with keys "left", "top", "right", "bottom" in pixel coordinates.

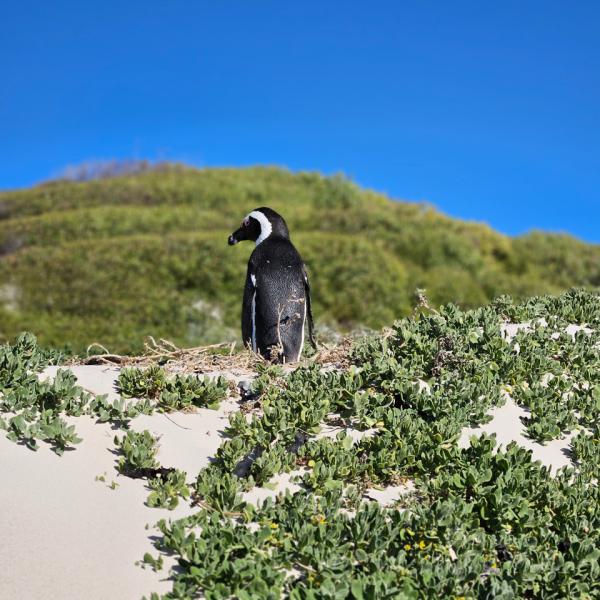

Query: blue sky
[{"left": 1, "top": 1, "right": 599, "bottom": 241}]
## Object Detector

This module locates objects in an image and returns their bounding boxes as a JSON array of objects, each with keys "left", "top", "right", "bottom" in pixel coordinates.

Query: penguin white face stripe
[{"left": 248, "top": 210, "right": 272, "bottom": 246}]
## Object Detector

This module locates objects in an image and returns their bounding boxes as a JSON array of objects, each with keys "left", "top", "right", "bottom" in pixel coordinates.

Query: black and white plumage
[{"left": 228, "top": 207, "right": 316, "bottom": 363}]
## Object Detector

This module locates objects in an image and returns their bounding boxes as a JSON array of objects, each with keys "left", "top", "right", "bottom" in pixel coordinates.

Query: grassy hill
[{"left": 1, "top": 165, "right": 599, "bottom": 353}]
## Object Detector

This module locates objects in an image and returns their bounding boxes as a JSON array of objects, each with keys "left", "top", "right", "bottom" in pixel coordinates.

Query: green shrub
[
  {"left": 116, "top": 366, "right": 229, "bottom": 410},
  {"left": 114, "top": 430, "right": 160, "bottom": 476}
]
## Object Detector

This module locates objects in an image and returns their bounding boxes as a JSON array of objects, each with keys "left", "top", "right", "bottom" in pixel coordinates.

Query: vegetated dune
[
  {"left": 1, "top": 165, "right": 599, "bottom": 353},
  {"left": 1, "top": 289, "right": 599, "bottom": 599}
]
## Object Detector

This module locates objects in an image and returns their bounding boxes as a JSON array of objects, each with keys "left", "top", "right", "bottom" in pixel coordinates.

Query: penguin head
[{"left": 228, "top": 207, "right": 290, "bottom": 246}]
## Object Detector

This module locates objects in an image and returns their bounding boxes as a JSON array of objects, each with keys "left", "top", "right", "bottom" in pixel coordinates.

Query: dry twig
[{"left": 77, "top": 336, "right": 261, "bottom": 376}]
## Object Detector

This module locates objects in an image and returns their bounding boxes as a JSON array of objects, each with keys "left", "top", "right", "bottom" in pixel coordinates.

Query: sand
[{"left": 1, "top": 348, "right": 581, "bottom": 600}]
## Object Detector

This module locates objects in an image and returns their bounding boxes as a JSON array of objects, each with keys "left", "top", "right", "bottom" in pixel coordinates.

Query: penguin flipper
[
  {"left": 303, "top": 267, "right": 317, "bottom": 350},
  {"left": 241, "top": 269, "right": 256, "bottom": 351}
]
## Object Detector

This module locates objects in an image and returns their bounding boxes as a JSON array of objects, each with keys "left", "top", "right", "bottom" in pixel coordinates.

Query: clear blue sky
[{"left": 1, "top": 1, "right": 599, "bottom": 241}]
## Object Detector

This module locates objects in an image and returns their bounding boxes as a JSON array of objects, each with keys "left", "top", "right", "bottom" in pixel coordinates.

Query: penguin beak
[{"left": 228, "top": 233, "right": 239, "bottom": 246}]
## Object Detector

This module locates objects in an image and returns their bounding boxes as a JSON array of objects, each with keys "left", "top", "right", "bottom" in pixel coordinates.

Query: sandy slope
[{"left": 1, "top": 356, "right": 579, "bottom": 600}]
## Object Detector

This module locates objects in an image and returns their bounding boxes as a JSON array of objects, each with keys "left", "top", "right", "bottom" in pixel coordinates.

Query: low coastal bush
[
  {"left": 149, "top": 289, "right": 600, "bottom": 598},
  {"left": 114, "top": 429, "right": 160, "bottom": 476},
  {"left": 0, "top": 333, "right": 90, "bottom": 454},
  {"left": 116, "top": 366, "right": 229, "bottom": 410},
  {"left": 1, "top": 290, "right": 599, "bottom": 597},
  {"left": 0, "top": 335, "right": 229, "bottom": 452}
]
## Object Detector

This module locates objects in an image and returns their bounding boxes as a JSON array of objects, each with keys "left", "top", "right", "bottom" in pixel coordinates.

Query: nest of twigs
[
  {"left": 76, "top": 336, "right": 355, "bottom": 375},
  {"left": 310, "top": 338, "right": 354, "bottom": 369},
  {"left": 77, "top": 337, "right": 259, "bottom": 375}
]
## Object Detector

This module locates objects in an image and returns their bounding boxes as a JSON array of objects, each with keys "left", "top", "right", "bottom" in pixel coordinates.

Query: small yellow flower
[
  {"left": 404, "top": 544, "right": 412, "bottom": 551},
  {"left": 307, "top": 459, "right": 316, "bottom": 467},
  {"left": 375, "top": 421, "right": 385, "bottom": 428},
  {"left": 270, "top": 523, "right": 278, "bottom": 529},
  {"left": 419, "top": 540, "right": 426, "bottom": 550}
]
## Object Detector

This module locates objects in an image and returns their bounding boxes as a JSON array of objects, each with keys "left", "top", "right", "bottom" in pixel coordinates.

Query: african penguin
[{"left": 228, "top": 207, "right": 316, "bottom": 363}]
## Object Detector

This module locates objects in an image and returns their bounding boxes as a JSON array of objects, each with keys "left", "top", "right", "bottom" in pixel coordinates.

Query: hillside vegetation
[{"left": 0, "top": 165, "right": 599, "bottom": 353}]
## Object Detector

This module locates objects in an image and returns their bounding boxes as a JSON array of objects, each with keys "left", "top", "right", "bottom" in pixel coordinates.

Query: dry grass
[
  {"left": 76, "top": 336, "right": 260, "bottom": 375},
  {"left": 75, "top": 334, "right": 356, "bottom": 375},
  {"left": 310, "top": 338, "right": 354, "bottom": 369}
]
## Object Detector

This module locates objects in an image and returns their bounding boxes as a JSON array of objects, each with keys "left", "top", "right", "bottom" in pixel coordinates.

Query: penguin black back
[{"left": 228, "top": 207, "right": 316, "bottom": 362}]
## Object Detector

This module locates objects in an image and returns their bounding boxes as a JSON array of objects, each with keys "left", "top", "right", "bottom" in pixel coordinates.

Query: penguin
[{"left": 228, "top": 207, "right": 316, "bottom": 363}]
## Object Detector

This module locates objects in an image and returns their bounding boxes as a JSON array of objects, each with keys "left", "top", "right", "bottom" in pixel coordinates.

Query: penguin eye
[{"left": 242, "top": 218, "right": 251, "bottom": 227}]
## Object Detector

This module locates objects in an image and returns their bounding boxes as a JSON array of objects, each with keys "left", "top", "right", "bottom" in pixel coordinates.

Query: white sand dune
[
  {"left": 458, "top": 393, "right": 577, "bottom": 472},
  {"left": 1, "top": 415, "right": 183, "bottom": 600},
  {"left": 1, "top": 350, "right": 580, "bottom": 599}
]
